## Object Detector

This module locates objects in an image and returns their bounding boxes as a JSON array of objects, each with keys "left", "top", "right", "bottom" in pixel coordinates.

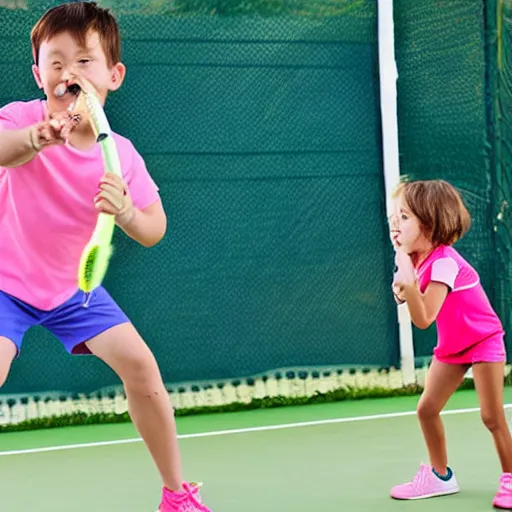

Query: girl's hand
[{"left": 393, "top": 247, "right": 416, "bottom": 297}]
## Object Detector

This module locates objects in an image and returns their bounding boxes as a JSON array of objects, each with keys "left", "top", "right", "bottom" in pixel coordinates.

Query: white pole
[{"left": 377, "top": 0, "right": 416, "bottom": 385}]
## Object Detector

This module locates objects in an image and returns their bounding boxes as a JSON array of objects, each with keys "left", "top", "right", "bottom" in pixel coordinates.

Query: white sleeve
[{"left": 431, "top": 257, "right": 459, "bottom": 290}]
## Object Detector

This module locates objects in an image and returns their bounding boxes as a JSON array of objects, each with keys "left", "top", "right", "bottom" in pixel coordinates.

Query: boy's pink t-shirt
[
  {"left": 0, "top": 100, "right": 160, "bottom": 311},
  {"left": 415, "top": 245, "right": 504, "bottom": 357}
]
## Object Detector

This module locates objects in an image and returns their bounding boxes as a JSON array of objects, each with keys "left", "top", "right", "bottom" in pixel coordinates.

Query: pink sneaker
[
  {"left": 493, "top": 473, "right": 512, "bottom": 509},
  {"left": 158, "top": 482, "right": 212, "bottom": 512},
  {"left": 390, "top": 464, "right": 459, "bottom": 500}
]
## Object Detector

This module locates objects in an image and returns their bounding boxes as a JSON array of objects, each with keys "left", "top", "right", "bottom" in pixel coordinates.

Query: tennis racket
[{"left": 56, "top": 84, "right": 122, "bottom": 293}]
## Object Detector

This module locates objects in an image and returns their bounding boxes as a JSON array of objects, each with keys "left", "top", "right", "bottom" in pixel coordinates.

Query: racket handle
[
  {"left": 84, "top": 92, "right": 111, "bottom": 143},
  {"left": 100, "top": 137, "right": 122, "bottom": 177},
  {"left": 93, "top": 212, "right": 116, "bottom": 240}
]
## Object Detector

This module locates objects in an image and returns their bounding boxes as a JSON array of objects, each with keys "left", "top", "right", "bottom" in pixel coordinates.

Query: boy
[{"left": 0, "top": 3, "right": 212, "bottom": 511}]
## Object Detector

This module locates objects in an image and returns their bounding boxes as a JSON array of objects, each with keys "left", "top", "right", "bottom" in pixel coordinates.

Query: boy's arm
[
  {"left": 0, "top": 117, "right": 78, "bottom": 168},
  {"left": 95, "top": 173, "right": 166, "bottom": 248},
  {"left": 116, "top": 201, "right": 167, "bottom": 248},
  {"left": 0, "top": 126, "right": 39, "bottom": 168}
]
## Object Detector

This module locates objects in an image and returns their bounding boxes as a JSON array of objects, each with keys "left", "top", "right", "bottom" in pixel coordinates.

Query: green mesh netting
[
  {"left": 0, "top": 0, "right": 399, "bottom": 395},
  {"left": 393, "top": 0, "right": 507, "bottom": 361},
  {"left": 491, "top": 0, "right": 512, "bottom": 363}
]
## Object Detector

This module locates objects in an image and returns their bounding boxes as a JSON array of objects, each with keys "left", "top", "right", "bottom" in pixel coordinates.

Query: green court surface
[{"left": 1, "top": 388, "right": 511, "bottom": 511}]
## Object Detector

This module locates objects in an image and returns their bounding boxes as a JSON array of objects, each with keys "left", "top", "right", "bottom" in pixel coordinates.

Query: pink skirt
[{"left": 434, "top": 332, "right": 506, "bottom": 365}]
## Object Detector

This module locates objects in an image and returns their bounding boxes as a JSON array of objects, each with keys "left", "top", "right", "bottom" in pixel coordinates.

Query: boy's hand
[
  {"left": 29, "top": 112, "right": 80, "bottom": 150},
  {"left": 53, "top": 74, "right": 103, "bottom": 126},
  {"left": 94, "top": 173, "right": 135, "bottom": 225}
]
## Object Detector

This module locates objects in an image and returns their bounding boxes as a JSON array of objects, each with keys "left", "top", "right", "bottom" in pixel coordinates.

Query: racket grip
[
  {"left": 100, "top": 137, "right": 122, "bottom": 178},
  {"left": 84, "top": 92, "right": 111, "bottom": 143},
  {"left": 93, "top": 212, "right": 116, "bottom": 240}
]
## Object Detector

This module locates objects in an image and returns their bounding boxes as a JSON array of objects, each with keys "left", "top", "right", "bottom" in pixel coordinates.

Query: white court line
[{"left": 0, "top": 403, "right": 510, "bottom": 457}]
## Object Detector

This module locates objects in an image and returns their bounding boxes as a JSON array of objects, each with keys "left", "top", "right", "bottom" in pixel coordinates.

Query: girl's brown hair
[{"left": 393, "top": 179, "right": 471, "bottom": 246}]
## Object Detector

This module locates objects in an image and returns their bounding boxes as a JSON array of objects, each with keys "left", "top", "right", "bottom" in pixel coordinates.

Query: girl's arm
[{"left": 400, "top": 281, "right": 449, "bottom": 329}]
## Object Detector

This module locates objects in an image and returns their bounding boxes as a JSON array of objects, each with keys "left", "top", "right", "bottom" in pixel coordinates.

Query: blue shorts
[{"left": 0, "top": 287, "right": 130, "bottom": 357}]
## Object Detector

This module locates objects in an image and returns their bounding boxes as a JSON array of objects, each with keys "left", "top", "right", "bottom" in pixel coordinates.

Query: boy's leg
[
  {"left": 0, "top": 290, "right": 39, "bottom": 387},
  {"left": 42, "top": 287, "right": 211, "bottom": 509},
  {"left": 85, "top": 322, "right": 183, "bottom": 491},
  {"left": 0, "top": 337, "right": 17, "bottom": 386},
  {"left": 45, "top": 287, "right": 212, "bottom": 511}
]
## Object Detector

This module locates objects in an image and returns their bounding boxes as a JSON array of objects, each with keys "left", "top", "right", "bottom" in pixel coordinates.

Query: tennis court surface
[{"left": 0, "top": 388, "right": 510, "bottom": 511}]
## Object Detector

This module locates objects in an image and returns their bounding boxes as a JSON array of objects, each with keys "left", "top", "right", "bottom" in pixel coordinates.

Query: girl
[{"left": 390, "top": 179, "right": 512, "bottom": 509}]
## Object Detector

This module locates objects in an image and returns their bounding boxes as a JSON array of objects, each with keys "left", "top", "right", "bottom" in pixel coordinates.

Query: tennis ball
[{"left": 54, "top": 83, "right": 67, "bottom": 97}]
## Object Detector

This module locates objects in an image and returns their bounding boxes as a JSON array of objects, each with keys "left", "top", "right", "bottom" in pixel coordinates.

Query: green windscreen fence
[
  {"left": 492, "top": 0, "right": 512, "bottom": 358},
  {"left": 393, "top": 0, "right": 496, "bottom": 359},
  {"left": 0, "top": 0, "right": 399, "bottom": 396},
  {"left": 394, "top": 0, "right": 512, "bottom": 362}
]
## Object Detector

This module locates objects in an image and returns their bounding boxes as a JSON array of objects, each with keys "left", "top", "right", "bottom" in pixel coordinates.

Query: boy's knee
[{"left": 119, "top": 352, "right": 162, "bottom": 392}]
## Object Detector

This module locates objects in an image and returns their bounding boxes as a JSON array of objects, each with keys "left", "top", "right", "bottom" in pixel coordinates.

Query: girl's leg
[
  {"left": 472, "top": 361, "right": 512, "bottom": 472},
  {"left": 390, "top": 358, "right": 468, "bottom": 500},
  {"left": 416, "top": 358, "right": 469, "bottom": 474}
]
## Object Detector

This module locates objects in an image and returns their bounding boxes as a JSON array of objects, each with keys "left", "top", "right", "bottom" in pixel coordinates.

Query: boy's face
[{"left": 32, "top": 30, "right": 125, "bottom": 114}]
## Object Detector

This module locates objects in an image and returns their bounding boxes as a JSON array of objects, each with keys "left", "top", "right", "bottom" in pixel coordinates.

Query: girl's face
[{"left": 390, "top": 194, "right": 432, "bottom": 255}]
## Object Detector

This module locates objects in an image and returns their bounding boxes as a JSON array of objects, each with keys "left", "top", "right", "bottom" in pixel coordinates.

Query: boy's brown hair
[
  {"left": 393, "top": 179, "right": 471, "bottom": 246},
  {"left": 31, "top": 2, "right": 121, "bottom": 67}
]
